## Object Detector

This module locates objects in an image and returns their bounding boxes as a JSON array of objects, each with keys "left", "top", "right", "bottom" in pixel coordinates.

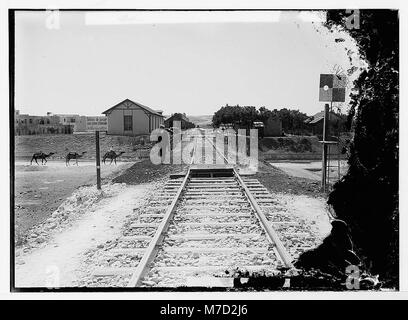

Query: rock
[
  {"left": 36, "top": 236, "right": 46, "bottom": 243},
  {"left": 142, "top": 280, "right": 155, "bottom": 286},
  {"left": 52, "top": 211, "right": 61, "bottom": 218},
  {"left": 47, "top": 223, "right": 57, "bottom": 229}
]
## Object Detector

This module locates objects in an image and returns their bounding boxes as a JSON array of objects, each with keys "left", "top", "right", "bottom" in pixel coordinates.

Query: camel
[
  {"left": 30, "top": 152, "right": 55, "bottom": 165},
  {"left": 65, "top": 151, "right": 87, "bottom": 166},
  {"left": 103, "top": 151, "right": 125, "bottom": 165}
]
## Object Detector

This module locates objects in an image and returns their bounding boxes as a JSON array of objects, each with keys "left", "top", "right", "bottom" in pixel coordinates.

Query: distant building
[
  {"left": 102, "top": 99, "right": 164, "bottom": 136},
  {"left": 164, "top": 113, "right": 195, "bottom": 130},
  {"left": 14, "top": 110, "right": 73, "bottom": 135},
  {"left": 55, "top": 114, "right": 106, "bottom": 133},
  {"left": 54, "top": 114, "right": 86, "bottom": 132},
  {"left": 252, "top": 121, "right": 265, "bottom": 138},
  {"left": 305, "top": 111, "right": 346, "bottom": 136},
  {"left": 263, "top": 116, "right": 282, "bottom": 137}
]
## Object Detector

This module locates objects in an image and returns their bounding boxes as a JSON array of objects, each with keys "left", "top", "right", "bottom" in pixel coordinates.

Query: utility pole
[
  {"left": 321, "top": 103, "right": 329, "bottom": 192},
  {"left": 95, "top": 130, "right": 101, "bottom": 190}
]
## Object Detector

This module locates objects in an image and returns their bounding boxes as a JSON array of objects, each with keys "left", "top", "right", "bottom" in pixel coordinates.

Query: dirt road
[
  {"left": 15, "top": 183, "right": 155, "bottom": 288},
  {"left": 14, "top": 160, "right": 133, "bottom": 241},
  {"left": 270, "top": 160, "right": 349, "bottom": 181}
]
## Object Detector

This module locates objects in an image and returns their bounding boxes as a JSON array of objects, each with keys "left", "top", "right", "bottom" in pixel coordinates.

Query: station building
[
  {"left": 304, "top": 111, "right": 346, "bottom": 136},
  {"left": 164, "top": 113, "right": 195, "bottom": 130},
  {"left": 102, "top": 99, "right": 165, "bottom": 136}
]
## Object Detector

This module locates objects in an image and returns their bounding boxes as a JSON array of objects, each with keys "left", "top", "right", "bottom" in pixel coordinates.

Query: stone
[
  {"left": 47, "top": 223, "right": 57, "bottom": 229},
  {"left": 36, "top": 237, "right": 46, "bottom": 243}
]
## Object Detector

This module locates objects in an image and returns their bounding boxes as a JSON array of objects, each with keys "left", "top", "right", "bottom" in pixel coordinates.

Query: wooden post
[
  {"left": 321, "top": 104, "right": 329, "bottom": 191},
  {"left": 95, "top": 130, "right": 101, "bottom": 190}
]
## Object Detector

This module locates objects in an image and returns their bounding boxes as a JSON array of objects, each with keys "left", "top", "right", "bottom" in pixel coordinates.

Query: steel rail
[
  {"left": 127, "top": 138, "right": 196, "bottom": 287},
  {"left": 129, "top": 134, "right": 292, "bottom": 287},
  {"left": 234, "top": 170, "right": 293, "bottom": 267},
  {"left": 205, "top": 135, "right": 293, "bottom": 268}
]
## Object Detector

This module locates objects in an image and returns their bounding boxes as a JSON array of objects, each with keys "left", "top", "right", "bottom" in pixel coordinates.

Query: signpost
[
  {"left": 95, "top": 131, "right": 101, "bottom": 190},
  {"left": 319, "top": 74, "right": 346, "bottom": 191},
  {"left": 321, "top": 104, "right": 329, "bottom": 189},
  {"left": 86, "top": 116, "right": 108, "bottom": 132},
  {"left": 86, "top": 117, "right": 108, "bottom": 190}
]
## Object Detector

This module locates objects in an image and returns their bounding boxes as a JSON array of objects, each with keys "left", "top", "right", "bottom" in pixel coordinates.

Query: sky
[{"left": 14, "top": 10, "right": 363, "bottom": 117}]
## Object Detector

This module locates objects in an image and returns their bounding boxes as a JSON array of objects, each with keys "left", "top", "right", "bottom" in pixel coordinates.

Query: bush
[{"left": 325, "top": 10, "right": 399, "bottom": 287}]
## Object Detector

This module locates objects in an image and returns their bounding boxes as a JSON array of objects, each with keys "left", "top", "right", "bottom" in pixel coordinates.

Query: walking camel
[
  {"left": 65, "top": 151, "right": 87, "bottom": 166},
  {"left": 30, "top": 152, "right": 55, "bottom": 165},
  {"left": 102, "top": 151, "right": 125, "bottom": 165}
]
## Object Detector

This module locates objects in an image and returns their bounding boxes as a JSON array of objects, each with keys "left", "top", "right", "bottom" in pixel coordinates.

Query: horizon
[
  {"left": 16, "top": 105, "right": 331, "bottom": 119},
  {"left": 15, "top": 10, "right": 363, "bottom": 117}
]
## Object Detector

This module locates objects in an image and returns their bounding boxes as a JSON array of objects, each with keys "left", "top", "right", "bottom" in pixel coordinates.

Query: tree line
[{"left": 212, "top": 104, "right": 311, "bottom": 135}]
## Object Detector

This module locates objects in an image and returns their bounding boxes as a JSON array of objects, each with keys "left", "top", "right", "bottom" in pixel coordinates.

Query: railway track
[{"left": 88, "top": 130, "right": 295, "bottom": 288}]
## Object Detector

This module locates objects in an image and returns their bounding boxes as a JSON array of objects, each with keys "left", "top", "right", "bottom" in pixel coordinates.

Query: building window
[
  {"left": 124, "top": 115, "right": 132, "bottom": 131},
  {"left": 29, "top": 119, "right": 33, "bottom": 124}
]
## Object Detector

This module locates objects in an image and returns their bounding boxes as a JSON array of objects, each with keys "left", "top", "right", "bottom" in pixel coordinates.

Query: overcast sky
[{"left": 14, "top": 10, "right": 362, "bottom": 117}]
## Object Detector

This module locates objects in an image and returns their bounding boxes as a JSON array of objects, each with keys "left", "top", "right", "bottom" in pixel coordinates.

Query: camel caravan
[{"left": 29, "top": 150, "right": 125, "bottom": 165}]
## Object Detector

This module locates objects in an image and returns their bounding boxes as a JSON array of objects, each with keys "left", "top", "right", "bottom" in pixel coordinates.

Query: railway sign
[
  {"left": 319, "top": 74, "right": 346, "bottom": 102},
  {"left": 85, "top": 116, "right": 107, "bottom": 190},
  {"left": 86, "top": 116, "right": 108, "bottom": 131}
]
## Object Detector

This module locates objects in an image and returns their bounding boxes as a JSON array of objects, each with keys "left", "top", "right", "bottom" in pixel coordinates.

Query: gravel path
[{"left": 14, "top": 183, "right": 157, "bottom": 288}]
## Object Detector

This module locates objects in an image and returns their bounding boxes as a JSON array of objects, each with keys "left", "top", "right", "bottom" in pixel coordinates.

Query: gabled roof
[
  {"left": 164, "top": 113, "right": 189, "bottom": 122},
  {"left": 102, "top": 99, "right": 165, "bottom": 117},
  {"left": 306, "top": 111, "right": 343, "bottom": 124}
]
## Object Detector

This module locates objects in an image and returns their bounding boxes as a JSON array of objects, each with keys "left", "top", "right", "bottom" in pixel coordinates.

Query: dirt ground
[
  {"left": 14, "top": 183, "right": 158, "bottom": 288},
  {"left": 254, "top": 161, "right": 323, "bottom": 197},
  {"left": 14, "top": 160, "right": 133, "bottom": 242},
  {"left": 270, "top": 160, "right": 349, "bottom": 181},
  {"left": 14, "top": 163, "right": 332, "bottom": 288},
  {"left": 14, "top": 133, "right": 151, "bottom": 161},
  {"left": 112, "top": 160, "right": 187, "bottom": 185},
  {"left": 13, "top": 147, "right": 334, "bottom": 288}
]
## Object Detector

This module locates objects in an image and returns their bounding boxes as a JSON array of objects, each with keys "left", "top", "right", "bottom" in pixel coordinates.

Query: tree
[{"left": 324, "top": 10, "right": 399, "bottom": 286}]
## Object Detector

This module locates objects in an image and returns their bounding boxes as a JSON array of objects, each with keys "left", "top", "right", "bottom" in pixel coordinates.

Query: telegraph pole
[
  {"left": 95, "top": 130, "right": 101, "bottom": 190},
  {"left": 321, "top": 104, "right": 330, "bottom": 191}
]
